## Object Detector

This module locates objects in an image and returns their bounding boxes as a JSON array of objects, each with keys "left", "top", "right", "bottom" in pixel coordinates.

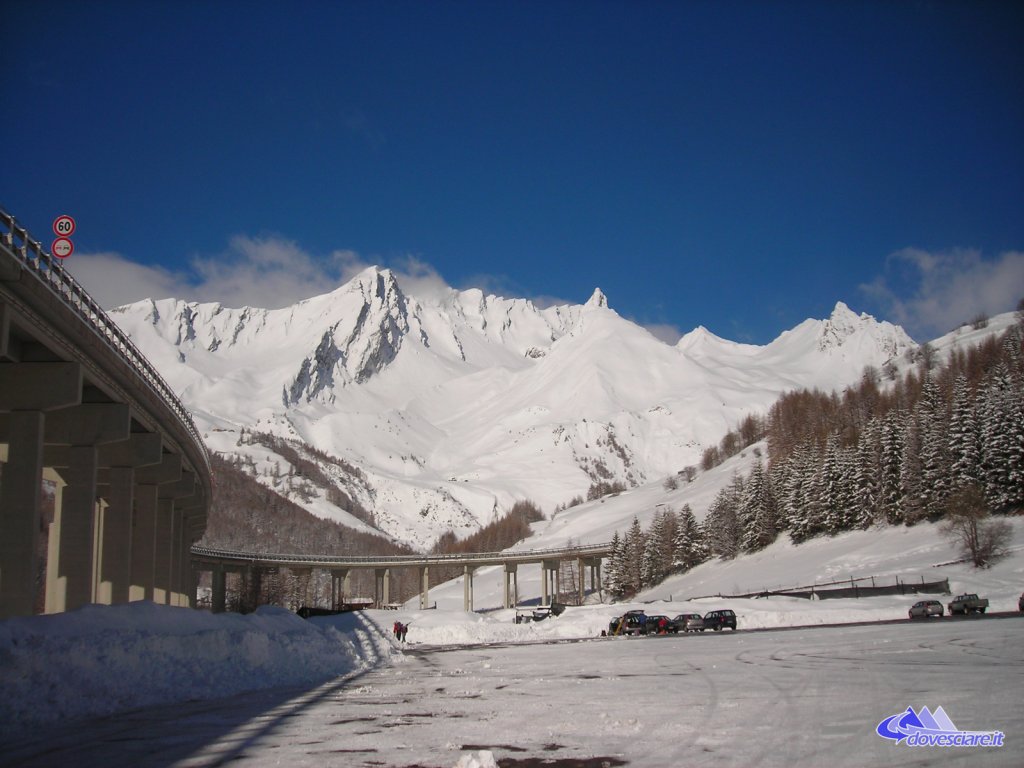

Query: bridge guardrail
[{"left": 0, "top": 209, "right": 211, "bottom": 479}]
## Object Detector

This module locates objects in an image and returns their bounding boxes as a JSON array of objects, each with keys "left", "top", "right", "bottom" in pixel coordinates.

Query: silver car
[
  {"left": 908, "top": 600, "right": 944, "bottom": 619},
  {"left": 672, "top": 613, "right": 705, "bottom": 632}
]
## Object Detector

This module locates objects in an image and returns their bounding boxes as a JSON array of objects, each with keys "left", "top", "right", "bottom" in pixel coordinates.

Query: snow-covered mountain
[{"left": 110, "top": 267, "right": 916, "bottom": 549}]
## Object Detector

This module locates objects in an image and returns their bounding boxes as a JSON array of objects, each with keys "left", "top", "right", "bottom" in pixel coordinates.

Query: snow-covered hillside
[{"left": 111, "top": 268, "right": 917, "bottom": 548}]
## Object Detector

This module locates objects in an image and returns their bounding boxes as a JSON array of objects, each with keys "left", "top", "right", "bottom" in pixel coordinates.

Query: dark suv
[{"left": 703, "top": 609, "right": 737, "bottom": 631}]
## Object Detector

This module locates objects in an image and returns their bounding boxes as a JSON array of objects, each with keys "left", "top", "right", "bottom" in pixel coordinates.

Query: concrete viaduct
[
  {"left": 191, "top": 543, "right": 611, "bottom": 613},
  {"left": 0, "top": 210, "right": 212, "bottom": 619}
]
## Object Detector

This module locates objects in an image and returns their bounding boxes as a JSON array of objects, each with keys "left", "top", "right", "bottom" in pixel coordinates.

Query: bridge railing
[
  {"left": 0, "top": 209, "right": 210, "bottom": 478},
  {"left": 191, "top": 542, "right": 612, "bottom": 567}
]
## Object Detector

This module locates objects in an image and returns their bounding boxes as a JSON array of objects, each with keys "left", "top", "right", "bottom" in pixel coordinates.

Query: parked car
[
  {"left": 672, "top": 613, "right": 705, "bottom": 633},
  {"left": 609, "top": 611, "right": 646, "bottom": 635},
  {"left": 703, "top": 609, "right": 737, "bottom": 631},
  {"left": 908, "top": 600, "right": 944, "bottom": 619},
  {"left": 948, "top": 593, "right": 989, "bottom": 615},
  {"left": 645, "top": 614, "right": 676, "bottom": 634}
]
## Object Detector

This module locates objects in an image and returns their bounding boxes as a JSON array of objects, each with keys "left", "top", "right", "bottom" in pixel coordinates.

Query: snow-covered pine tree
[
  {"left": 740, "top": 459, "right": 778, "bottom": 552},
  {"left": 623, "top": 516, "right": 646, "bottom": 594},
  {"left": 852, "top": 415, "right": 881, "bottom": 528},
  {"left": 782, "top": 447, "right": 816, "bottom": 542},
  {"left": 917, "top": 375, "right": 951, "bottom": 519},
  {"left": 819, "top": 433, "right": 849, "bottom": 534},
  {"left": 981, "top": 363, "right": 1024, "bottom": 511},
  {"left": 900, "top": 407, "right": 926, "bottom": 524},
  {"left": 948, "top": 374, "right": 982, "bottom": 493},
  {"left": 602, "top": 531, "right": 626, "bottom": 599},
  {"left": 703, "top": 476, "right": 743, "bottom": 559},
  {"left": 880, "top": 409, "right": 906, "bottom": 524},
  {"left": 672, "top": 503, "right": 707, "bottom": 571},
  {"left": 640, "top": 512, "right": 668, "bottom": 587}
]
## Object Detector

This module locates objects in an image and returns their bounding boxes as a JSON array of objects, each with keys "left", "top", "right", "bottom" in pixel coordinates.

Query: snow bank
[{"left": 0, "top": 602, "right": 389, "bottom": 739}]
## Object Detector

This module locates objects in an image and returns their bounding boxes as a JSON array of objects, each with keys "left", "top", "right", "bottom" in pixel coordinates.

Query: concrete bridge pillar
[
  {"left": 211, "top": 565, "right": 226, "bottom": 613},
  {"left": 155, "top": 471, "right": 194, "bottom": 605},
  {"left": 130, "top": 483, "right": 158, "bottom": 601},
  {"left": 0, "top": 360, "right": 81, "bottom": 619},
  {"left": 47, "top": 404, "right": 131, "bottom": 611},
  {"left": 130, "top": 455, "right": 181, "bottom": 602},
  {"left": 152, "top": 498, "right": 174, "bottom": 605},
  {"left": 330, "top": 568, "right": 350, "bottom": 610},
  {"left": 463, "top": 565, "right": 476, "bottom": 612},
  {"left": 577, "top": 556, "right": 603, "bottom": 605},
  {"left": 503, "top": 563, "right": 518, "bottom": 609},
  {"left": 541, "top": 560, "right": 561, "bottom": 606},
  {"left": 95, "top": 467, "right": 133, "bottom": 605},
  {"left": 95, "top": 433, "right": 162, "bottom": 606},
  {"left": 418, "top": 565, "right": 430, "bottom": 610},
  {"left": 374, "top": 568, "right": 390, "bottom": 608},
  {"left": 0, "top": 411, "right": 46, "bottom": 618}
]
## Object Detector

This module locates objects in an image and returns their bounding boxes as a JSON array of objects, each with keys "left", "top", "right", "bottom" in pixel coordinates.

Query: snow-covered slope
[{"left": 111, "top": 268, "right": 917, "bottom": 548}]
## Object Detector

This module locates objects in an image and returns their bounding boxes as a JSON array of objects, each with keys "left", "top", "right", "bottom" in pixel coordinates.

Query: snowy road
[{"left": 2, "top": 618, "right": 1020, "bottom": 768}]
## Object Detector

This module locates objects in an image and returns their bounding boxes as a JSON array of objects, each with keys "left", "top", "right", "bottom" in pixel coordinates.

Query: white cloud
[
  {"left": 68, "top": 253, "right": 191, "bottom": 310},
  {"left": 68, "top": 235, "right": 592, "bottom": 317},
  {"left": 70, "top": 237, "right": 392, "bottom": 310},
  {"left": 860, "top": 248, "right": 1024, "bottom": 340},
  {"left": 639, "top": 322, "right": 684, "bottom": 345}
]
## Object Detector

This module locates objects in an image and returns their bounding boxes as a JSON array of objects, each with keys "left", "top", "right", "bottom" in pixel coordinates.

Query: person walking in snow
[{"left": 393, "top": 621, "right": 401, "bottom": 639}]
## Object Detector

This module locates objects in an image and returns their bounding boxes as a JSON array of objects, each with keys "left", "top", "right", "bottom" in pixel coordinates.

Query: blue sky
[{"left": 3, "top": 1, "right": 1022, "bottom": 343}]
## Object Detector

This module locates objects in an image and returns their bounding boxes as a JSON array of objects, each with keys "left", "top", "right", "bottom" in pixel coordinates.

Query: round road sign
[
  {"left": 52, "top": 237, "right": 74, "bottom": 258},
  {"left": 52, "top": 215, "right": 76, "bottom": 237}
]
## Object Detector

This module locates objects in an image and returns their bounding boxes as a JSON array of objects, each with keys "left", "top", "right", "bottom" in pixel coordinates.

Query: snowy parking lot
[{"left": 2, "top": 614, "right": 1020, "bottom": 768}]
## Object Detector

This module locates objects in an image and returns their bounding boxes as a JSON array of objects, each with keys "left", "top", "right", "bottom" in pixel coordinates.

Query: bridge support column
[
  {"left": 0, "top": 411, "right": 45, "bottom": 618},
  {"left": 130, "top": 455, "right": 182, "bottom": 602},
  {"left": 211, "top": 565, "right": 226, "bottom": 613},
  {"left": 463, "top": 565, "right": 475, "bottom": 612},
  {"left": 155, "top": 472, "right": 194, "bottom": 606},
  {"left": 96, "top": 467, "right": 133, "bottom": 605},
  {"left": 503, "top": 563, "right": 518, "bottom": 609},
  {"left": 48, "top": 404, "right": 131, "bottom": 611},
  {"left": 58, "top": 445, "right": 100, "bottom": 611},
  {"left": 152, "top": 498, "right": 174, "bottom": 605},
  {"left": 374, "top": 568, "right": 390, "bottom": 608},
  {"left": 95, "top": 433, "right": 162, "bottom": 606},
  {"left": 0, "top": 361, "right": 83, "bottom": 615},
  {"left": 418, "top": 566, "right": 430, "bottom": 610},
  {"left": 541, "top": 560, "right": 560, "bottom": 606},
  {"left": 290, "top": 567, "right": 312, "bottom": 609},
  {"left": 130, "top": 483, "right": 158, "bottom": 601},
  {"left": 577, "top": 556, "right": 602, "bottom": 605},
  {"left": 330, "top": 569, "right": 350, "bottom": 610}
]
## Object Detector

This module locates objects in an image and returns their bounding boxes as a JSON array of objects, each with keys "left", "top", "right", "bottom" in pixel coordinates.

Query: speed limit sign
[{"left": 53, "top": 215, "right": 76, "bottom": 237}]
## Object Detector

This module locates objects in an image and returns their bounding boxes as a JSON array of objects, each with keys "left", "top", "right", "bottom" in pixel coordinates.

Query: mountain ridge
[{"left": 110, "top": 270, "right": 917, "bottom": 549}]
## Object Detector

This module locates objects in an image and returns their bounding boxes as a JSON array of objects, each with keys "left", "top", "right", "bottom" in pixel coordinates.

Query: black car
[
  {"left": 703, "top": 609, "right": 737, "bottom": 631},
  {"left": 645, "top": 614, "right": 677, "bottom": 634}
]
